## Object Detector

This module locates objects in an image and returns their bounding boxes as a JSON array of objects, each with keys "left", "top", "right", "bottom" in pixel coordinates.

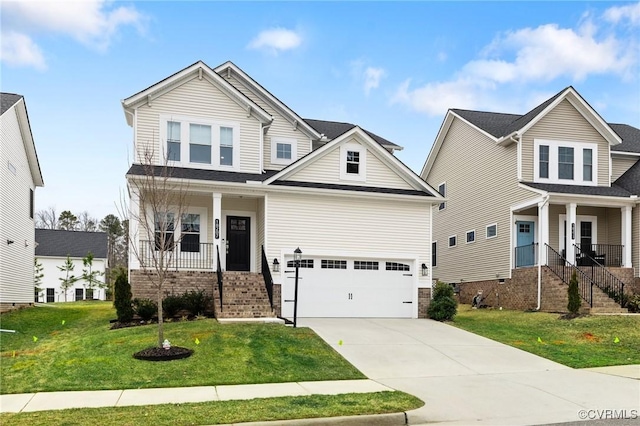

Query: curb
[{"left": 216, "top": 412, "right": 408, "bottom": 426}]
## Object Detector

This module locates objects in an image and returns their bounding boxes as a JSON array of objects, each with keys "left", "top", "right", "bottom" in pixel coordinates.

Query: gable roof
[
  {"left": 614, "top": 160, "right": 640, "bottom": 195},
  {"left": 521, "top": 182, "right": 632, "bottom": 198},
  {"left": 609, "top": 124, "right": 640, "bottom": 154},
  {"left": 35, "top": 229, "right": 108, "bottom": 259},
  {"left": 126, "top": 164, "right": 277, "bottom": 183},
  {"left": 304, "top": 118, "right": 402, "bottom": 151},
  {"left": 121, "top": 61, "right": 272, "bottom": 126},
  {"left": 0, "top": 92, "right": 44, "bottom": 187},
  {"left": 422, "top": 86, "right": 626, "bottom": 177}
]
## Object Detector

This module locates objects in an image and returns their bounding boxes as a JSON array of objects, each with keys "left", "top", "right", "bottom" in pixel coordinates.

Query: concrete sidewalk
[{"left": 0, "top": 379, "right": 393, "bottom": 413}]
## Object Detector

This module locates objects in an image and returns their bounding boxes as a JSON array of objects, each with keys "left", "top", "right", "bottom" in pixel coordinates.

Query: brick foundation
[
  {"left": 0, "top": 302, "right": 33, "bottom": 314},
  {"left": 417, "top": 288, "right": 432, "bottom": 318},
  {"left": 273, "top": 284, "right": 282, "bottom": 317}
]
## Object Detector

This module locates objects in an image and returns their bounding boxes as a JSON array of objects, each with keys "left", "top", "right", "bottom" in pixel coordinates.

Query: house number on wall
[
  {"left": 215, "top": 219, "right": 219, "bottom": 239},
  {"left": 571, "top": 223, "right": 575, "bottom": 240}
]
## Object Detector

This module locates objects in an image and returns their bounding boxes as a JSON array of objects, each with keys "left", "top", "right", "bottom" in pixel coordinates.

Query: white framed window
[
  {"left": 448, "top": 235, "right": 457, "bottom": 248},
  {"left": 180, "top": 213, "right": 200, "bottom": 252},
  {"left": 340, "top": 143, "right": 366, "bottom": 181},
  {"left": 354, "top": 260, "right": 378, "bottom": 270},
  {"left": 438, "top": 183, "right": 446, "bottom": 211},
  {"left": 271, "top": 137, "right": 297, "bottom": 165},
  {"left": 533, "top": 139, "right": 598, "bottom": 185},
  {"left": 486, "top": 223, "right": 497, "bottom": 239},
  {"left": 321, "top": 259, "right": 347, "bottom": 269},
  {"left": 466, "top": 230, "right": 476, "bottom": 244},
  {"left": 385, "top": 262, "right": 410, "bottom": 271},
  {"left": 160, "top": 114, "right": 239, "bottom": 170}
]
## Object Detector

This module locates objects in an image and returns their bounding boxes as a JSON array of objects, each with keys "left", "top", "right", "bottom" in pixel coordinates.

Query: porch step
[{"left": 214, "top": 272, "right": 276, "bottom": 319}]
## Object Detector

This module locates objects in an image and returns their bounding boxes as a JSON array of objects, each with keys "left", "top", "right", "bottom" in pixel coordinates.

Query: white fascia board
[
  {"left": 263, "top": 183, "right": 438, "bottom": 204},
  {"left": 611, "top": 151, "right": 640, "bottom": 158},
  {"left": 421, "top": 112, "right": 454, "bottom": 178},
  {"left": 214, "top": 62, "right": 321, "bottom": 140},
  {"left": 15, "top": 100, "right": 44, "bottom": 187},
  {"left": 511, "top": 195, "right": 545, "bottom": 212},
  {"left": 516, "top": 182, "right": 635, "bottom": 207}
]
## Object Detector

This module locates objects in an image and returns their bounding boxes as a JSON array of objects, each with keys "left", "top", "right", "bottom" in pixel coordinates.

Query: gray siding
[
  {"left": 611, "top": 156, "right": 638, "bottom": 181},
  {"left": 0, "top": 104, "right": 36, "bottom": 304},
  {"left": 424, "top": 118, "right": 534, "bottom": 283},
  {"left": 521, "top": 99, "right": 610, "bottom": 184}
]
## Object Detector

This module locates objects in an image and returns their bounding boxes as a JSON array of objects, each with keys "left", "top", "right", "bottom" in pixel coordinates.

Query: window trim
[
  {"left": 340, "top": 143, "right": 366, "bottom": 181},
  {"left": 533, "top": 139, "right": 598, "bottom": 186},
  {"left": 160, "top": 114, "right": 240, "bottom": 171},
  {"left": 486, "top": 223, "right": 497, "bottom": 239},
  {"left": 432, "top": 241, "right": 437, "bottom": 268},
  {"left": 438, "top": 182, "right": 446, "bottom": 211},
  {"left": 271, "top": 137, "right": 298, "bottom": 165},
  {"left": 448, "top": 235, "right": 457, "bottom": 248},
  {"left": 466, "top": 230, "right": 476, "bottom": 244}
]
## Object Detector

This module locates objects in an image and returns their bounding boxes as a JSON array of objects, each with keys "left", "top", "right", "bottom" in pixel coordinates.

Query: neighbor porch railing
[
  {"left": 575, "top": 243, "right": 623, "bottom": 267},
  {"left": 545, "top": 244, "right": 593, "bottom": 307},
  {"left": 574, "top": 244, "right": 625, "bottom": 307},
  {"left": 139, "top": 240, "right": 214, "bottom": 270},
  {"left": 514, "top": 243, "right": 538, "bottom": 268},
  {"left": 261, "top": 245, "right": 274, "bottom": 309}
]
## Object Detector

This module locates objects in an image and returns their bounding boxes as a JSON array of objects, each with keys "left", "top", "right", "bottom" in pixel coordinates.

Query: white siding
[
  {"left": 135, "top": 77, "right": 262, "bottom": 172},
  {"left": 611, "top": 156, "right": 638, "bottom": 182},
  {"left": 37, "top": 257, "right": 107, "bottom": 302},
  {"left": 634, "top": 205, "right": 639, "bottom": 277},
  {"left": 0, "top": 106, "right": 36, "bottom": 305},
  {"left": 265, "top": 191, "right": 432, "bottom": 288},
  {"left": 425, "top": 118, "right": 535, "bottom": 283},
  {"left": 222, "top": 75, "right": 313, "bottom": 170},
  {"left": 284, "top": 139, "right": 417, "bottom": 190}
]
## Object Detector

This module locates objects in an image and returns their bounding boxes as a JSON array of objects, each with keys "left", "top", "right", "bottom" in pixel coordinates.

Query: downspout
[{"left": 536, "top": 194, "right": 550, "bottom": 311}]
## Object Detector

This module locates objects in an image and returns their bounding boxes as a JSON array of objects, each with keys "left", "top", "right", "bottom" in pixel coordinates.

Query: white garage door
[{"left": 281, "top": 257, "right": 414, "bottom": 318}]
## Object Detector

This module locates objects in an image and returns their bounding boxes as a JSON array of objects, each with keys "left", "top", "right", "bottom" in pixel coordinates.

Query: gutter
[{"left": 536, "top": 194, "right": 550, "bottom": 311}]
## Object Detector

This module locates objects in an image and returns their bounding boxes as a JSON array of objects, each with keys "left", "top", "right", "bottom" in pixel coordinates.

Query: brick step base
[{"left": 214, "top": 272, "right": 275, "bottom": 319}]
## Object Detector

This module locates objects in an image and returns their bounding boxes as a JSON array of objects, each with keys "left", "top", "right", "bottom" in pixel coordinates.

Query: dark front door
[{"left": 226, "top": 216, "right": 250, "bottom": 271}]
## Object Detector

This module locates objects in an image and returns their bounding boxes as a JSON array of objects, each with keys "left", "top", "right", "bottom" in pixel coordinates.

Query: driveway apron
[{"left": 300, "top": 318, "right": 640, "bottom": 426}]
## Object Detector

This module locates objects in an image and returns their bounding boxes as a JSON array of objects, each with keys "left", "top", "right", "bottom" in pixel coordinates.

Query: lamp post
[{"left": 293, "top": 247, "right": 302, "bottom": 328}]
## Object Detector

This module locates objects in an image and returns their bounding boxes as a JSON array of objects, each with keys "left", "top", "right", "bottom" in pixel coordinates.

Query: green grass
[
  {"left": 452, "top": 305, "right": 640, "bottom": 368},
  {"left": 0, "top": 302, "right": 364, "bottom": 394},
  {"left": 0, "top": 391, "right": 424, "bottom": 426}
]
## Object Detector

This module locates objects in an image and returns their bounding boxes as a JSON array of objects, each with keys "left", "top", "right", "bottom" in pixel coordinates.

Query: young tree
[
  {"left": 567, "top": 270, "right": 581, "bottom": 315},
  {"left": 82, "top": 252, "right": 104, "bottom": 300},
  {"left": 124, "top": 148, "right": 189, "bottom": 347},
  {"left": 34, "top": 258, "right": 44, "bottom": 302},
  {"left": 58, "top": 210, "right": 79, "bottom": 231},
  {"left": 57, "top": 255, "right": 78, "bottom": 302},
  {"left": 35, "top": 206, "right": 58, "bottom": 229},
  {"left": 427, "top": 281, "right": 458, "bottom": 321},
  {"left": 78, "top": 211, "right": 99, "bottom": 232},
  {"left": 113, "top": 267, "right": 133, "bottom": 322},
  {"left": 100, "top": 214, "right": 124, "bottom": 286}
]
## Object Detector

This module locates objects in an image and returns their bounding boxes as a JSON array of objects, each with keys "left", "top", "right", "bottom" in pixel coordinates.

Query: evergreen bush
[
  {"left": 133, "top": 298, "right": 157, "bottom": 321},
  {"left": 427, "top": 281, "right": 458, "bottom": 321},
  {"left": 113, "top": 268, "right": 133, "bottom": 322},
  {"left": 162, "top": 294, "right": 185, "bottom": 318},
  {"left": 567, "top": 270, "right": 581, "bottom": 314},
  {"left": 183, "top": 289, "right": 212, "bottom": 316}
]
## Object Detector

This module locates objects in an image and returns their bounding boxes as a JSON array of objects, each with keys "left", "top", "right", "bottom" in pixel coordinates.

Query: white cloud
[
  {"left": 603, "top": 2, "right": 640, "bottom": 25},
  {"left": 393, "top": 11, "right": 638, "bottom": 116},
  {"left": 363, "top": 67, "right": 386, "bottom": 95},
  {"left": 0, "top": 0, "right": 145, "bottom": 69},
  {"left": 0, "top": 31, "right": 46, "bottom": 70},
  {"left": 247, "top": 28, "right": 302, "bottom": 54}
]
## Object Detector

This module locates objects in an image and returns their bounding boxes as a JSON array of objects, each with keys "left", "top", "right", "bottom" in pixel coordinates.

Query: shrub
[
  {"left": 133, "top": 298, "right": 157, "bottom": 321},
  {"left": 567, "top": 270, "right": 581, "bottom": 314},
  {"left": 626, "top": 294, "right": 640, "bottom": 313},
  {"left": 183, "top": 289, "right": 211, "bottom": 316},
  {"left": 427, "top": 281, "right": 458, "bottom": 321},
  {"left": 162, "top": 294, "right": 185, "bottom": 318},
  {"left": 113, "top": 268, "right": 133, "bottom": 323}
]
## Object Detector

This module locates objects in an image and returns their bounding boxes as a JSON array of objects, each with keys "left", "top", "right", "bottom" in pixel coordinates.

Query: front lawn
[
  {"left": 452, "top": 305, "right": 640, "bottom": 368},
  {"left": 0, "top": 302, "right": 364, "bottom": 394}
]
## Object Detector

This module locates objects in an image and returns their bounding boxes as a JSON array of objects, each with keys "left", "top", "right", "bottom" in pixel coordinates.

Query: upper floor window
[
  {"left": 340, "top": 143, "right": 366, "bottom": 181},
  {"left": 438, "top": 183, "right": 446, "bottom": 211},
  {"left": 161, "top": 115, "right": 239, "bottom": 170},
  {"left": 271, "top": 137, "right": 298, "bottom": 165},
  {"left": 533, "top": 139, "right": 597, "bottom": 186}
]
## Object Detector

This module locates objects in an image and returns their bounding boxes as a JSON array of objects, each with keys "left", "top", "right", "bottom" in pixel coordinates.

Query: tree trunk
[{"left": 157, "top": 286, "right": 164, "bottom": 347}]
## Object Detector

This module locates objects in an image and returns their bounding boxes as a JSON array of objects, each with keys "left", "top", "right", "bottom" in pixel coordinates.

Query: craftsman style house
[
  {"left": 123, "top": 61, "right": 442, "bottom": 319},
  {"left": 0, "top": 93, "right": 44, "bottom": 313},
  {"left": 422, "top": 87, "right": 639, "bottom": 312}
]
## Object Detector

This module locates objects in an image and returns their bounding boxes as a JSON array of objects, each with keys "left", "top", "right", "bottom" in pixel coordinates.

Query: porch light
[
  {"left": 272, "top": 258, "right": 280, "bottom": 272},
  {"left": 421, "top": 263, "right": 428, "bottom": 276},
  {"left": 294, "top": 247, "right": 302, "bottom": 266}
]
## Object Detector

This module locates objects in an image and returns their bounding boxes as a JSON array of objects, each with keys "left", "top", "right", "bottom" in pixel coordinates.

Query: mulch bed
[{"left": 133, "top": 346, "right": 194, "bottom": 361}]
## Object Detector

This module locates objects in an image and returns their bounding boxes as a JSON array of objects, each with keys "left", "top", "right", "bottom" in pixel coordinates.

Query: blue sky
[{"left": 2, "top": 1, "right": 639, "bottom": 220}]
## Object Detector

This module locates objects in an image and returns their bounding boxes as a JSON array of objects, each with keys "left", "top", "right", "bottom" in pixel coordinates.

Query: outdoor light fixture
[
  {"left": 421, "top": 263, "right": 428, "bottom": 276},
  {"left": 293, "top": 247, "right": 302, "bottom": 328},
  {"left": 6, "top": 239, "right": 14, "bottom": 245},
  {"left": 272, "top": 258, "right": 280, "bottom": 272},
  {"left": 294, "top": 247, "right": 302, "bottom": 266}
]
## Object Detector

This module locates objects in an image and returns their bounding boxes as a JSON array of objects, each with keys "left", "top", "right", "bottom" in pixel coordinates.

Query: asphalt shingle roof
[
  {"left": 270, "top": 180, "right": 433, "bottom": 196},
  {"left": 522, "top": 182, "right": 632, "bottom": 197},
  {"left": 1, "top": 93, "right": 22, "bottom": 115},
  {"left": 126, "top": 164, "right": 278, "bottom": 182},
  {"left": 610, "top": 124, "right": 640, "bottom": 153},
  {"left": 614, "top": 160, "right": 640, "bottom": 195},
  {"left": 35, "top": 229, "right": 108, "bottom": 258},
  {"left": 304, "top": 118, "right": 402, "bottom": 150}
]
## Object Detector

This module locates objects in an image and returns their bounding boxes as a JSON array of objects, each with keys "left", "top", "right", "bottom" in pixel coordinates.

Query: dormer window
[
  {"left": 340, "top": 143, "right": 366, "bottom": 181},
  {"left": 271, "top": 137, "right": 297, "bottom": 165}
]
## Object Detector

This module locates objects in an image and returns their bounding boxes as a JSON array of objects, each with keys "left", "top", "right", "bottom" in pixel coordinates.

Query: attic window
[
  {"left": 271, "top": 137, "right": 297, "bottom": 165},
  {"left": 340, "top": 143, "right": 366, "bottom": 181},
  {"left": 346, "top": 151, "right": 360, "bottom": 174}
]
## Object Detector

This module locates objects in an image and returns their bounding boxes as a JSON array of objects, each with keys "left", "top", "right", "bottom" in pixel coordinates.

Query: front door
[
  {"left": 226, "top": 216, "right": 250, "bottom": 271},
  {"left": 516, "top": 220, "right": 535, "bottom": 267}
]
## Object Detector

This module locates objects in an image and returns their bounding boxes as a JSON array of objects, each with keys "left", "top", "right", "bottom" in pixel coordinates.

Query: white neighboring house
[
  {"left": 123, "top": 60, "right": 443, "bottom": 319},
  {"left": 0, "top": 93, "right": 44, "bottom": 313},
  {"left": 35, "top": 229, "right": 108, "bottom": 302}
]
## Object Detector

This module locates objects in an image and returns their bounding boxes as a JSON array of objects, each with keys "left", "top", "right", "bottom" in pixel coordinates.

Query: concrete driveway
[{"left": 300, "top": 318, "right": 640, "bottom": 426}]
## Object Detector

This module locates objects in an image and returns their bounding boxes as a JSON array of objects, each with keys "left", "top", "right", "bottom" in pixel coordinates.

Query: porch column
[
  {"left": 538, "top": 200, "right": 549, "bottom": 265},
  {"left": 129, "top": 187, "right": 140, "bottom": 270},
  {"left": 566, "top": 203, "right": 577, "bottom": 263},
  {"left": 621, "top": 205, "right": 632, "bottom": 268},
  {"left": 213, "top": 193, "right": 222, "bottom": 269}
]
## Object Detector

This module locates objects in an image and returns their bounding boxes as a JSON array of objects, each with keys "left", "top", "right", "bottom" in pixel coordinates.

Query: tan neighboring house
[
  {"left": 123, "top": 61, "right": 442, "bottom": 319},
  {"left": 422, "top": 87, "right": 639, "bottom": 313},
  {"left": 0, "top": 93, "right": 44, "bottom": 313}
]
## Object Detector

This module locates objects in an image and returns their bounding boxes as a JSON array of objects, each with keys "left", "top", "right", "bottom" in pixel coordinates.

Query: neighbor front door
[
  {"left": 516, "top": 220, "right": 535, "bottom": 267},
  {"left": 226, "top": 216, "right": 250, "bottom": 271}
]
